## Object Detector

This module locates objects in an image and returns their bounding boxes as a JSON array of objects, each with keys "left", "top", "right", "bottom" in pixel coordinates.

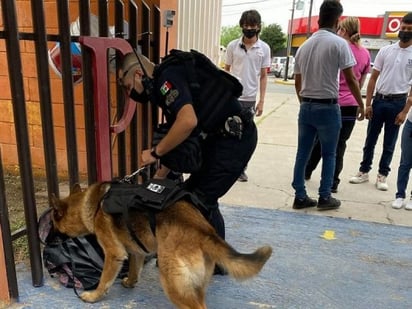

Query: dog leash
[{"left": 121, "top": 166, "right": 148, "bottom": 183}]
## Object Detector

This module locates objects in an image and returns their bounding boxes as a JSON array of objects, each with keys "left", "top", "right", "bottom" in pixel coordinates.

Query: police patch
[
  {"left": 160, "top": 81, "right": 172, "bottom": 95},
  {"left": 165, "top": 89, "right": 179, "bottom": 106}
]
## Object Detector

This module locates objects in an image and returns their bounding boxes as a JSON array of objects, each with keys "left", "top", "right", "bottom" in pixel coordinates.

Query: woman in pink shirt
[{"left": 305, "top": 16, "right": 371, "bottom": 193}]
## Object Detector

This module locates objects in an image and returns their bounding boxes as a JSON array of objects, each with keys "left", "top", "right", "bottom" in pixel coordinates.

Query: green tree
[
  {"left": 220, "top": 25, "right": 242, "bottom": 47},
  {"left": 260, "top": 24, "right": 286, "bottom": 56}
]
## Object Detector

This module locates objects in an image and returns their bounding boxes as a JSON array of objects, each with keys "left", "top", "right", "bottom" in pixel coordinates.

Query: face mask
[
  {"left": 129, "top": 88, "right": 150, "bottom": 104},
  {"left": 398, "top": 31, "right": 412, "bottom": 43},
  {"left": 242, "top": 28, "right": 258, "bottom": 39}
]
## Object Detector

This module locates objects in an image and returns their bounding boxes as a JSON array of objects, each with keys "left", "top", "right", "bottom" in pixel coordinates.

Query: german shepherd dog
[{"left": 50, "top": 182, "right": 272, "bottom": 309}]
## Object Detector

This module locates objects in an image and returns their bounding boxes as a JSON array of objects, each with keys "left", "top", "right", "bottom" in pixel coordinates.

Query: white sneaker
[
  {"left": 376, "top": 174, "right": 388, "bottom": 191},
  {"left": 349, "top": 172, "right": 369, "bottom": 184},
  {"left": 405, "top": 198, "right": 412, "bottom": 211},
  {"left": 391, "top": 198, "right": 404, "bottom": 209}
]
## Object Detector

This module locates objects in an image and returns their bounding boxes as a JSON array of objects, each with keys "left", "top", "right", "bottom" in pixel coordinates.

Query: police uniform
[{"left": 152, "top": 64, "right": 258, "bottom": 239}]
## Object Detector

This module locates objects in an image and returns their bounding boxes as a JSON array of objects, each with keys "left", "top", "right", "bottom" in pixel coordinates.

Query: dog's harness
[{"left": 101, "top": 170, "right": 205, "bottom": 254}]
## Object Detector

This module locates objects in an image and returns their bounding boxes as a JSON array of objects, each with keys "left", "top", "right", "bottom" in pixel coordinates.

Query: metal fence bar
[
  {"left": 128, "top": 1, "right": 140, "bottom": 176},
  {"left": 115, "top": 0, "right": 127, "bottom": 177},
  {"left": 31, "top": 0, "right": 60, "bottom": 199},
  {"left": 56, "top": 0, "right": 80, "bottom": 187}
]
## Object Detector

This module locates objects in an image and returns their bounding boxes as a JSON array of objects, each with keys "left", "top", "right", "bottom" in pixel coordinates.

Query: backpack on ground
[{"left": 38, "top": 208, "right": 128, "bottom": 292}]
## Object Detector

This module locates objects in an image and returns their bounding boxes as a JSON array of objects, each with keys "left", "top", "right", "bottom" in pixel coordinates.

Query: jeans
[
  {"left": 292, "top": 102, "right": 341, "bottom": 199},
  {"left": 306, "top": 106, "right": 357, "bottom": 187},
  {"left": 359, "top": 97, "right": 405, "bottom": 176},
  {"left": 395, "top": 119, "right": 412, "bottom": 199}
]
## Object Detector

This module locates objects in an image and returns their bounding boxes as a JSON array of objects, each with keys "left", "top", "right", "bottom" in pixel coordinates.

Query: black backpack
[
  {"left": 154, "top": 49, "right": 243, "bottom": 133},
  {"left": 38, "top": 208, "right": 128, "bottom": 293}
]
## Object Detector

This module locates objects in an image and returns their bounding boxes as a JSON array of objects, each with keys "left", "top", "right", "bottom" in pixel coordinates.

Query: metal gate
[{"left": 0, "top": 0, "right": 161, "bottom": 302}]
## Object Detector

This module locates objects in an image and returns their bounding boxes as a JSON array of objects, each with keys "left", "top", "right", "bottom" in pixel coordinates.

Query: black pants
[
  {"left": 184, "top": 122, "right": 258, "bottom": 239},
  {"left": 306, "top": 106, "right": 357, "bottom": 187}
]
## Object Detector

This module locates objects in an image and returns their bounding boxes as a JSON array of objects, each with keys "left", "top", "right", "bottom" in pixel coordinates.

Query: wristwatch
[{"left": 150, "top": 147, "right": 161, "bottom": 159}]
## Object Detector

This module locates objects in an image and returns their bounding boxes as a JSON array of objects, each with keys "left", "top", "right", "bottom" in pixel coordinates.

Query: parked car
[
  {"left": 270, "top": 57, "right": 286, "bottom": 77},
  {"left": 280, "top": 56, "right": 295, "bottom": 79},
  {"left": 361, "top": 63, "right": 374, "bottom": 97}
]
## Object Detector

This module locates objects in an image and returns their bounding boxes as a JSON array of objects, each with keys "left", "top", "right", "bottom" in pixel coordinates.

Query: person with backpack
[
  {"left": 224, "top": 9, "right": 271, "bottom": 182},
  {"left": 118, "top": 50, "right": 257, "bottom": 262}
]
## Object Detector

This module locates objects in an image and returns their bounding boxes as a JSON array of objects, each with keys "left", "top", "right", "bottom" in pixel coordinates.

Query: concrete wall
[{"left": 176, "top": 0, "right": 222, "bottom": 63}]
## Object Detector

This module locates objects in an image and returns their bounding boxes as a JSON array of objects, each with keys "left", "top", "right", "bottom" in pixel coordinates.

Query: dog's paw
[
  {"left": 121, "top": 277, "right": 137, "bottom": 288},
  {"left": 80, "top": 290, "right": 104, "bottom": 303}
]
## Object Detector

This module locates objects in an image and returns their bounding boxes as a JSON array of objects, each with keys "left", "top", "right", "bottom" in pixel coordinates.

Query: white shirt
[
  {"left": 226, "top": 37, "right": 271, "bottom": 101},
  {"left": 374, "top": 42, "right": 412, "bottom": 95},
  {"left": 294, "top": 29, "right": 355, "bottom": 99}
]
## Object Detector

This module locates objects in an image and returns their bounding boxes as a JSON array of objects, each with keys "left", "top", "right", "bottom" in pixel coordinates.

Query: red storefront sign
[
  {"left": 291, "top": 11, "right": 408, "bottom": 39},
  {"left": 384, "top": 12, "right": 406, "bottom": 38}
]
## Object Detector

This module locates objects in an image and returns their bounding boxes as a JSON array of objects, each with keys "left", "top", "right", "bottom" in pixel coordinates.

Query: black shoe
[
  {"left": 213, "top": 265, "right": 228, "bottom": 276},
  {"left": 293, "top": 196, "right": 317, "bottom": 209},
  {"left": 317, "top": 196, "right": 341, "bottom": 210}
]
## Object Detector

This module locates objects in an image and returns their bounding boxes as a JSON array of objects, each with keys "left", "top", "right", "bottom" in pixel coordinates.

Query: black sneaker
[
  {"left": 317, "top": 196, "right": 341, "bottom": 210},
  {"left": 293, "top": 196, "right": 317, "bottom": 209}
]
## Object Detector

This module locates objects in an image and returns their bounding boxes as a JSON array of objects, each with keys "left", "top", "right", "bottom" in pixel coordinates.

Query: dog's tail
[{"left": 209, "top": 238, "right": 272, "bottom": 280}]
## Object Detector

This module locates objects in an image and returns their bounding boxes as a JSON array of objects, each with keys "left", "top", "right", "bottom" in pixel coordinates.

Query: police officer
[{"left": 118, "top": 52, "right": 257, "bottom": 244}]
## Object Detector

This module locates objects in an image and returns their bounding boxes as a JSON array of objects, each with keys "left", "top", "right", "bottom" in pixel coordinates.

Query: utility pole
[{"left": 284, "top": 0, "right": 304, "bottom": 81}]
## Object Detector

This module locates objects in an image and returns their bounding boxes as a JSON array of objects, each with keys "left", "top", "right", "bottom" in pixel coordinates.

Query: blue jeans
[
  {"left": 359, "top": 97, "right": 405, "bottom": 176},
  {"left": 292, "top": 102, "right": 341, "bottom": 199},
  {"left": 395, "top": 119, "right": 412, "bottom": 199}
]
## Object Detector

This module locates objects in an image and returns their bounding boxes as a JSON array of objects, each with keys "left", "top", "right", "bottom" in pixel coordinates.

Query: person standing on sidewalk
[
  {"left": 305, "top": 16, "right": 371, "bottom": 193},
  {"left": 225, "top": 9, "right": 271, "bottom": 182},
  {"left": 291, "top": 0, "right": 364, "bottom": 210},
  {"left": 392, "top": 106, "right": 412, "bottom": 210},
  {"left": 349, "top": 12, "right": 412, "bottom": 191}
]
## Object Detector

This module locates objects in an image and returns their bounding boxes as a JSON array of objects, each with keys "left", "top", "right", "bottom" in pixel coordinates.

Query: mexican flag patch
[{"left": 160, "top": 81, "right": 172, "bottom": 95}]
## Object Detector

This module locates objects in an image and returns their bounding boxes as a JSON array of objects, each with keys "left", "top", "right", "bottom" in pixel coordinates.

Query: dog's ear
[
  {"left": 70, "top": 183, "right": 82, "bottom": 194},
  {"left": 50, "top": 193, "right": 66, "bottom": 221}
]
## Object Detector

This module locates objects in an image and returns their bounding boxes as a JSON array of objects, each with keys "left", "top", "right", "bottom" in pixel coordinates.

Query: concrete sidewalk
[{"left": 221, "top": 76, "right": 412, "bottom": 227}]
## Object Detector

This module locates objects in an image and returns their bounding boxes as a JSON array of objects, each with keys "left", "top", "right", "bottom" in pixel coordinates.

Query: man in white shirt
[
  {"left": 349, "top": 12, "right": 412, "bottom": 191},
  {"left": 225, "top": 9, "right": 271, "bottom": 182}
]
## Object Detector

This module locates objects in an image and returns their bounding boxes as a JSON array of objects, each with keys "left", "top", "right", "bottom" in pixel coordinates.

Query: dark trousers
[
  {"left": 359, "top": 97, "right": 405, "bottom": 176},
  {"left": 305, "top": 106, "right": 357, "bottom": 187},
  {"left": 184, "top": 122, "right": 258, "bottom": 239}
]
